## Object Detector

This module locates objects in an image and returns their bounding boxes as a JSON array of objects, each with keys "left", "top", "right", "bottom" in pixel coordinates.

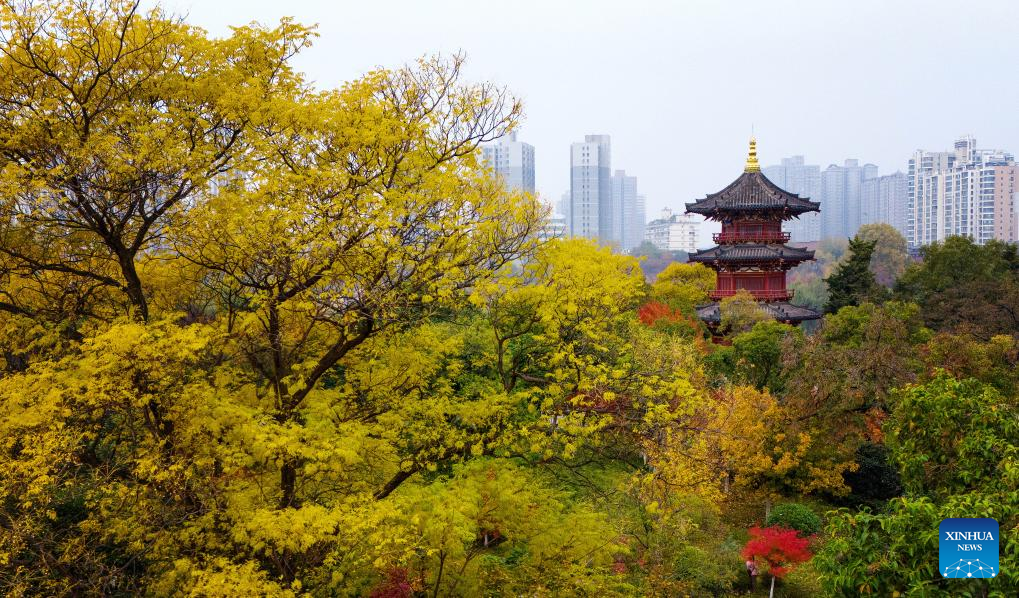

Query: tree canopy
[
  {"left": 824, "top": 237, "right": 884, "bottom": 313},
  {"left": 0, "top": 2, "right": 1015, "bottom": 596},
  {"left": 895, "top": 236, "right": 1019, "bottom": 339},
  {"left": 816, "top": 373, "right": 1019, "bottom": 596},
  {"left": 856, "top": 223, "right": 909, "bottom": 287}
]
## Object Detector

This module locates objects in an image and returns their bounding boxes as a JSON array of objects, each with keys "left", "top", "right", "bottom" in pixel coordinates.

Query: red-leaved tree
[
  {"left": 742, "top": 526, "right": 813, "bottom": 598},
  {"left": 369, "top": 568, "right": 413, "bottom": 598},
  {"left": 637, "top": 301, "right": 702, "bottom": 338}
]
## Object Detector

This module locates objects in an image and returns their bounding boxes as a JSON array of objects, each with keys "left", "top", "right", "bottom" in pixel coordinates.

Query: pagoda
[{"left": 686, "top": 139, "right": 821, "bottom": 332}]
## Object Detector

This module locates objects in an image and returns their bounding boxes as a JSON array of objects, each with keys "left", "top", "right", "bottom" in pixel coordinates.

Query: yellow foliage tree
[
  {"left": 697, "top": 385, "right": 856, "bottom": 516},
  {"left": 0, "top": 0, "right": 313, "bottom": 325},
  {"left": 0, "top": 2, "right": 547, "bottom": 593},
  {"left": 650, "top": 262, "right": 714, "bottom": 315},
  {"left": 718, "top": 289, "right": 771, "bottom": 336},
  {"left": 0, "top": 2, "right": 844, "bottom": 596}
]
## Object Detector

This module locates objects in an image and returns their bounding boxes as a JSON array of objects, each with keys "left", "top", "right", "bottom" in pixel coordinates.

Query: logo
[{"left": 939, "top": 518, "right": 999, "bottom": 579}]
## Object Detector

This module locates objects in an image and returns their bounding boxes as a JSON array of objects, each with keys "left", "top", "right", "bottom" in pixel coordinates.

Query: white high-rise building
[
  {"left": 557, "top": 192, "right": 570, "bottom": 225},
  {"left": 481, "top": 131, "right": 535, "bottom": 194},
  {"left": 611, "top": 170, "right": 646, "bottom": 251},
  {"left": 763, "top": 156, "right": 822, "bottom": 242},
  {"left": 645, "top": 208, "right": 699, "bottom": 253},
  {"left": 569, "top": 135, "right": 612, "bottom": 241},
  {"left": 539, "top": 211, "right": 567, "bottom": 243},
  {"left": 908, "top": 137, "right": 1018, "bottom": 247},
  {"left": 632, "top": 194, "right": 646, "bottom": 251},
  {"left": 860, "top": 172, "right": 909, "bottom": 238},
  {"left": 610, "top": 170, "right": 633, "bottom": 245},
  {"left": 821, "top": 159, "right": 878, "bottom": 240}
]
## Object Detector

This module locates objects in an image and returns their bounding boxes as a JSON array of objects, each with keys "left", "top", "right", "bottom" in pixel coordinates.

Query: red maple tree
[
  {"left": 742, "top": 525, "right": 813, "bottom": 596},
  {"left": 637, "top": 301, "right": 677, "bottom": 326},
  {"left": 636, "top": 301, "right": 701, "bottom": 335}
]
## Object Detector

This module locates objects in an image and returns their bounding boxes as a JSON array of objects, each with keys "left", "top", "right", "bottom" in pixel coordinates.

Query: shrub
[
  {"left": 765, "top": 503, "right": 821, "bottom": 536},
  {"left": 672, "top": 545, "right": 738, "bottom": 594}
]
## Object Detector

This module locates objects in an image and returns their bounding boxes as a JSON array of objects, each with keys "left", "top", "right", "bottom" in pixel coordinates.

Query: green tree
[
  {"left": 390, "top": 461, "right": 621, "bottom": 597},
  {"left": 818, "top": 494, "right": 1017, "bottom": 597},
  {"left": 787, "top": 238, "right": 849, "bottom": 311},
  {"left": 920, "top": 332, "right": 1019, "bottom": 396},
  {"left": 886, "top": 372, "right": 1018, "bottom": 499},
  {"left": 707, "top": 320, "right": 802, "bottom": 392},
  {"left": 764, "top": 503, "right": 821, "bottom": 536},
  {"left": 816, "top": 373, "right": 1019, "bottom": 596},
  {"left": 839, "top": 442, "right": 902, "bottom": 508},
  {"left": 824, "top": 237, "right": 884, "bottom": 313}
]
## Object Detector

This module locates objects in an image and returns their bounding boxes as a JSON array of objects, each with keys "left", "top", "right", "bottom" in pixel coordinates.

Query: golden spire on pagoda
[{"left": 744, "top": 137, "right": 761, "bottom": 173}]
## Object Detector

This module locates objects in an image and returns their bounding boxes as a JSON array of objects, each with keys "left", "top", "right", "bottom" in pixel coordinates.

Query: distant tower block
[{"left": 686, "top": 139, "right": 822, "bottom": 333}]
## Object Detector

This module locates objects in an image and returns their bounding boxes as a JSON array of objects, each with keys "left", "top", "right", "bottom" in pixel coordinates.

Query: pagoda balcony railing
[
  {"left": 710, "top": 289, "right": 794, "bottom": 301},
  {"left": 713, "top": 231, "right": 791, "bottom": 244}
]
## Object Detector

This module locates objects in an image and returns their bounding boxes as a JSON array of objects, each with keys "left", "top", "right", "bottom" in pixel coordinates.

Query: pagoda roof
[
  {"left": 689, "top": 243, "right": 814, "bottom": 264},
  {"left": 695, "top": 301, "right": 821, "bottom": 324},
  {"left": 685, "top": 171, "right": 820, "bottom": 219}
]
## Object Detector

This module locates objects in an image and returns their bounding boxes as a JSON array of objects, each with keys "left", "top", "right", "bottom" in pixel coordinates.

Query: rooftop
[
  {"left": 689, "top": 243, "right": 814, "bottom": 265},
  {"left": 686, "top": 139, "right": 821, "bottom": 219},
  {"left": 695, "top": 301, "right": 821, "bottom": 324}
]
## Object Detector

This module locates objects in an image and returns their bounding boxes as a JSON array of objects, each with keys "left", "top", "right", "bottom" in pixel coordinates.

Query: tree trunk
[
  {"left": 279, "top": 458, "right": 298, "bottom": 509},
  {"left": 117, "top": 249, "right": 149, "bottom": 321},
  {"left": 433, "top": 551, "right": 446, "bottom": 598},
  {"left": 769, "top": 574, "right": 775, "bottom": 598}
]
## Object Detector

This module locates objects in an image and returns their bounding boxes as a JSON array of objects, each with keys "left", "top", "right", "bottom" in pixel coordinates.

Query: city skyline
[
  {"left": 563, "top": 135, "right": 646, "bottom": 250},
  {"left": 2, "top": 4, "right": 1016, "bottom": 597},
  {"left": 908, "top": 137, "right": 1018, "bottom": 247},
  {"left": 512, "top": 131, "right": 1008, "bottom": 251},
  {"left": 479, "top": 129, "right": 1009, "bottom": 252},
  {"left": 164, "top": 0, "right": 1019, "bottom": 249}
]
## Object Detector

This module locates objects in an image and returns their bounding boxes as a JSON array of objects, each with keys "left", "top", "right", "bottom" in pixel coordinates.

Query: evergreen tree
[{"left": 823, "top": 237, "right": 882, "bottom": 313}]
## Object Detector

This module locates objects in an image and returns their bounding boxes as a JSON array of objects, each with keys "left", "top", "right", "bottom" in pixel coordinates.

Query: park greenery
[{"left": 0, "top": 2, "right": 1016, "bottom": 596}]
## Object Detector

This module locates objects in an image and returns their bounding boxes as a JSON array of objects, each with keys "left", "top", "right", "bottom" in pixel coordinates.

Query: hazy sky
[{"left": 163, "top": 0, "right": 1019, "bottom": 242}]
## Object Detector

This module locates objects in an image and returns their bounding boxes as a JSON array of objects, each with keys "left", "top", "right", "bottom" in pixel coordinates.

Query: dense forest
[{"left": 0, "top": 2, "right": 1016, "bottom": 596}]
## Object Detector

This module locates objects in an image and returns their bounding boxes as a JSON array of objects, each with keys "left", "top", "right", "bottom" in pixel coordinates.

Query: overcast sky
[{"left": 163, "top": 0, "right": 1019, "bottom": 242}]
